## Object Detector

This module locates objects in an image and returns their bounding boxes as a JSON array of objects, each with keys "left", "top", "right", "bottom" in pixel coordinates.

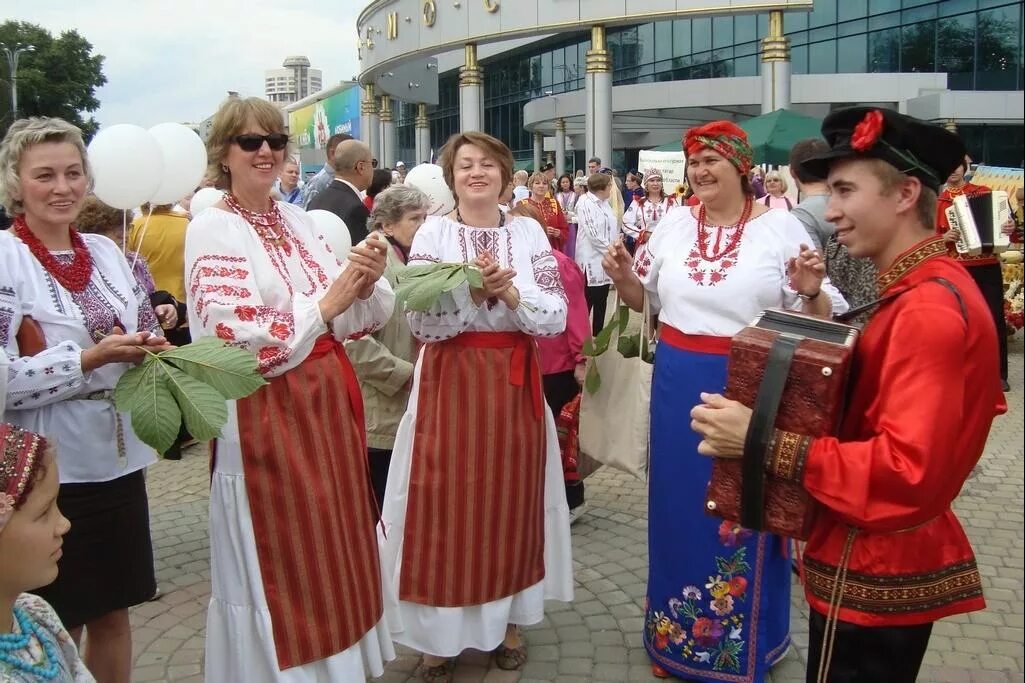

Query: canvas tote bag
[{"left": 578, "top": 293, "right": 654, "bottom": 481}]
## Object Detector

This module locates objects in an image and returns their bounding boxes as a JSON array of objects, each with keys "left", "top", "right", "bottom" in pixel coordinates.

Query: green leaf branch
[{"left": 114, "top": 337, "right": 267, "bottom": 455}]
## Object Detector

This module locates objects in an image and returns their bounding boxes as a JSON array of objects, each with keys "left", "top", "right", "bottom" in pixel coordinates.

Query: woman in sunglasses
[{"left": 184, "top": 96, "right": 396, "bottom": 681}]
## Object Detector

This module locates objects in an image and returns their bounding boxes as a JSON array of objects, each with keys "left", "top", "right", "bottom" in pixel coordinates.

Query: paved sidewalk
[{"left": 132, "top": 337, "right": 1025, "bottom": 682}]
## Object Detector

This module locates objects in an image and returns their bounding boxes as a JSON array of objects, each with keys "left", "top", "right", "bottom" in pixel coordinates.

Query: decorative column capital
[
  {"left": 362, "top": 84, "right": 379, "bottom": 115},
  {"left": 534, "top": 130, "right": 543, "bottom": 142},
  {"left": 379, "top": 95, "right": 393, "bottom": 123},
  {"left": 555, "top": 118, "right": 566, "bottom": 132},
  {"left": 460, "top": 43, "right": 483, "bottom": 87},
  {"left": 586, "top": 25, "right": 612, "bottom": 74},
  {"left": 943, "top": 118, "right": 958, "bottom": 132},
  {"left": 761, "top": 10, "right": 790, "bottom": 62},
  {"left": 415, "top": 102, "right": 430, "bottom": 128}
]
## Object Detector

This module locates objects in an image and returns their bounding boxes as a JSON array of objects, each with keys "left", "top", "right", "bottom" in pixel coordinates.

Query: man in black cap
[
  {"left": 691, "top": 107, "right": 1006, "bottom": 683},
  {"left": 541, "top": 161, "right": 556, "bottom": 194}
]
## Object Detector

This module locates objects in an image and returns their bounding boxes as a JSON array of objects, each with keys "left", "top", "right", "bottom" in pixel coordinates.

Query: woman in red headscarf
[{"left": 601, "top": 121, "right": 848, "bottom": 682}]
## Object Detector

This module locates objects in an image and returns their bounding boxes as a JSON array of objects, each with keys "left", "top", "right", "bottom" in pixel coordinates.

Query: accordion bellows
[{"left": 705, "top": 310, "right": 859, "bottom": 540}]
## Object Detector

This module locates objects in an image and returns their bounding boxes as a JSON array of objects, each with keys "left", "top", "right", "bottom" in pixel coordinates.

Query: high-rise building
[{"left": 265, "top": 56, "right": 323, "bottom": 107}]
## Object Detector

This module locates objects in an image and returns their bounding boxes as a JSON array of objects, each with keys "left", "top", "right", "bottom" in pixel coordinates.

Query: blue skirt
[{"left": 644, "top": 341, "right": 791, "bottom": 682}]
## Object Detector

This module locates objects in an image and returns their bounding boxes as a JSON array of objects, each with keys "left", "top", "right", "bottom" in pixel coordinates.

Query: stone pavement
[{"left": 132, "top": 337, "right": 1025, "bottom": 682}]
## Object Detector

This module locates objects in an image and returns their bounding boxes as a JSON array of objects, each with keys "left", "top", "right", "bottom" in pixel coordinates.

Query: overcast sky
[{"left": 7, "top": 0, "right": 363, "bottom": 128}]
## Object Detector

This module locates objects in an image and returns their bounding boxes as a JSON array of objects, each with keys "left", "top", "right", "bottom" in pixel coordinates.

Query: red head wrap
[
  {"left": 683, "top": 121, "right": 754, "bottom": 175},
  {"left": 1, "top": 423, "right": 47, "bottom": 532}
]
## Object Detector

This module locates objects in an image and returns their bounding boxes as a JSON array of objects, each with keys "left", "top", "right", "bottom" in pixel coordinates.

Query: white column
[
  {"left": 533, "top": 132, "right": 543, "bottom": 172},
  {"left": 554, "top": 118, "right": 567, "bottom": 178},
  {"left": 585, "top": 26, "right": 612, "bottom": 170},
  {"left": 760, "top": 11, "right": 791, "bottom": 114},
  {"left": 380, "top": 95, "right": 396, "bottom": 168},
  {"left": 459, "top": 44, "right": 483, "bottom": 133},
  {"left": 415, "top": 102, "right": 431, "bottom": 164},
  {"left": 361, "top": 84, "right": 380, "bottom": 162}
]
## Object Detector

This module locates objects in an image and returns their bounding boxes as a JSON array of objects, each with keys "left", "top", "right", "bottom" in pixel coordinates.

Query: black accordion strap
[{"left": 741, "top": 333, "right": 801, "bottom": 530}]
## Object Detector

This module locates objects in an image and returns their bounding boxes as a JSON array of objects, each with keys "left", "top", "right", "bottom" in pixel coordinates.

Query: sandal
[
  {"left": 494, "top": 643, "right": 528, "bottom": 670},
  {"left": 419, "top": 658, "right": 453, "bottom": 683}
]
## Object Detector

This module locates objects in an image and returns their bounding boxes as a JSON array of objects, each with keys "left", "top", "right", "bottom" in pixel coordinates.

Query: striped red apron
[
  {"left": 236, "top": 334, "right": 382, "bottom": 670},
  {"left": 400, "top": 331, "right": 547, "bottom": 607}
]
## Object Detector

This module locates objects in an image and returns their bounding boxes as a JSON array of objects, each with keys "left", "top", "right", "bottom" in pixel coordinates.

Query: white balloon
[
  {"left": 307, "top": 209, "right": 352, "bottom": 259},
  {"left": 404, "top": 163, "right": 455, "bottom": 216},
  {"left": 189, "top": 188, "right": 224, "bottom": 216},
  {"left": 88, "top": 124, "right": 164, "bottom": 210},
  {"left": 148, "top": 123, "right": 208, "bottom": 204}
]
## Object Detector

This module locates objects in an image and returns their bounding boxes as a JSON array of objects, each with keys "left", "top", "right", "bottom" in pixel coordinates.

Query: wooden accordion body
[
  {"left": 705, "top": 309, "right": 859, "bottom": 540},
  {"left": 946, "top": 190, "right": 1011, "bottom": 256}
]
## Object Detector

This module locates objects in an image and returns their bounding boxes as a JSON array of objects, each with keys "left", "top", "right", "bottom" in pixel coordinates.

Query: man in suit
[
  {"left": 300, "top": 132, "right": 352, "bottom": 208},
  {"left": 308, "top": 139, "right": 374, "bottom": 244}
]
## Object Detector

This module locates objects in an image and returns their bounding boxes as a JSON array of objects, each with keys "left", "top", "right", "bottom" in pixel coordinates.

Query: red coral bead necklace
[
  {"left": 224, "top": 193, "right": 292, "bottom": 255},
  {"left": 696, "top": 196, "right": 753, "bottom": 261},
  {"left": 12, "top": 215, "right": 94, "bottom": 292}
]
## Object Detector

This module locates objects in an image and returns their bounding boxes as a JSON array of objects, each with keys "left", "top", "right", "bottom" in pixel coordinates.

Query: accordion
[
  {"left": 946, "top": 190, "right": 1011, "bottom": 256},
  {"left": 705, "top": 309, "right": 859, "bottom": 540}
]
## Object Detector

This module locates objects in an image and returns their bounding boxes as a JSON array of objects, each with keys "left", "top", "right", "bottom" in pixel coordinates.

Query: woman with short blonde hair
[
  {"left": 761, "top": 169, "right": 793, "bottom": 210},
  {"left": 1, "top": 116, "right": 172, "bottom": 683}
]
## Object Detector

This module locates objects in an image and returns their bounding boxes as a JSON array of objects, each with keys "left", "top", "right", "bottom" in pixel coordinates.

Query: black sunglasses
[{"left": 233, "top": 133, "right": 289, "bottom": 152}]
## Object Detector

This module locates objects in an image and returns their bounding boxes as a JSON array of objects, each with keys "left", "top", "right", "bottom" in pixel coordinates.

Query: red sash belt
[
  {"left": 449, "top": 331, "right": 544, "bottom": 420},
  {"left": 309, "top": 334, "right": 366, "bottom": 451},
  {"left": 659, "top": 324, "right": 732, "bottom": 356}
]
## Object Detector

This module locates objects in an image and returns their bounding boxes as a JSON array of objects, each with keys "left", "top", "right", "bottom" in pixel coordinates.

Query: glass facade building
[{"left": 395, "top": 0, "right": 1024, "bottom": 168}]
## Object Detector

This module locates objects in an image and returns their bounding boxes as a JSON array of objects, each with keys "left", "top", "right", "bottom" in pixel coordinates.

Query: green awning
[{"left": 649, "top": 109, "right": 824, "bottom": 165}]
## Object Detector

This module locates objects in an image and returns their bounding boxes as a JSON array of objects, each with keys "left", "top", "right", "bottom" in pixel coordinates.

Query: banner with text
[
  {"left": 638, "top": 150, "right": 687, "bottom": 190},
  {"left": 289, "top": 86, "right": 361, "bottom": 151}
]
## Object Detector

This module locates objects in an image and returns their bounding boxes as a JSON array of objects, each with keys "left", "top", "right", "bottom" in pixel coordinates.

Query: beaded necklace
[
  {"left": 12, "top": 216, "right": 94, "bottom": 292},
  {"left": 946, "top": 183, "right": 965, "bottom": 198},
  {"left": 0, "top": 607, "right": 60, "bottom": 680},
  {"left": 223, "top": 193, "right": 292, "bottom": 256},
  {"left": 696, "top": 197, "right": 753, "bottom": 262},
  {"left": 455, "top": 207, "right": 505, "bottom": 229}
]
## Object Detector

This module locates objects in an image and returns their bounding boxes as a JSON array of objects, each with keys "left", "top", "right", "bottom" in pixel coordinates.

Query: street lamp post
[{"left": 1, "top": 44, "right": 35, "bottom": 119}]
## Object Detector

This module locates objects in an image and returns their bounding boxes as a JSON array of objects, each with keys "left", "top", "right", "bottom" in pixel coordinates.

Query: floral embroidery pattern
[
  {"left": 685, "top": 228, "right": 742, "bottom": 287},
  {"left": 634, "top": 247, "right": 653, "bottom": 279},
  {"left": 645, "top": 520, "right": 754, "bottom": 673}
]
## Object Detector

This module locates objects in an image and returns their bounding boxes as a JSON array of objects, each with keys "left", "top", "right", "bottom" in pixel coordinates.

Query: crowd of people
[{"left": 0, "top": 98, "right": 1019, "bottom": 683}]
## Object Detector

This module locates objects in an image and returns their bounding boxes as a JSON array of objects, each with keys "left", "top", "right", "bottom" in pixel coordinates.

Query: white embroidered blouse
[
  {"left": 622, "top": 195, "right": 677, "bottom": 239},
  {"left": 405, "top": 215, "right": 567, "bottom": 341},
  {"left": 633, "top": 207, "right": 849, "bottom": 336},
  {"left": 184, "top": 202, "right": 394, "bottom": 378},
  {"left": 0, "top": 230, "right": 162, "bottom": 483}
]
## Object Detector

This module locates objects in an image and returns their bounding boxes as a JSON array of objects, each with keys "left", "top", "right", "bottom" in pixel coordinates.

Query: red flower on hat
[{"left": 851, "top": 110, "right": 885, "bottom": 152}]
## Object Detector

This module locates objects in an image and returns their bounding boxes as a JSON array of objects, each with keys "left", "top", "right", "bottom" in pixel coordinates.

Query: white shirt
[
  {"left": 1, "top": 230, "right": 162, "bottom": 483},
  {"left": 334, "top": 176, "right": 368, "bottom": 201},
  {"left": 406, "top": 215, "right": 567, "bottom": 340},
  {"left": 633, "top": 207, "right": 848, "bottom": 336},
  {"left": 184, "top": 202, "right": 394, "bottom": 378},
  {"left": 574, "top": 192, "right": 617, "bottom": 286},
  {"left": 622, "top": 195, "right": 677, "bottom": 239}
]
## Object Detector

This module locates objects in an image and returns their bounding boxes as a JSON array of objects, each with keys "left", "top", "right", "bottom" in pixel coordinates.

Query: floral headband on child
[{"left": 0, "top": 423, "right": 48, "bottom": 532}]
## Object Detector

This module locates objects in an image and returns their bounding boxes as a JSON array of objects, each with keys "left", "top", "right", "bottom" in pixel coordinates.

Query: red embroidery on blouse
[
  {"left": 235, "top": 305, "right": 257, "bottom": 321},
  {"left": 634, "top": 249, "right": 653, "bottom": 278},
  {"left": 269, "top": 321, "right": 291, "bottom": 341},
  {"left": 408, "top": 253, "right": 440, "bottom": 263},
  {"left": 215, "top": 322, "right": 236, "bottom": 341},
  {"left": 685, "top": 226, "right": 744, "bottom": 287},
  {"left": 257, "top": 345, "right": 290, "bottom": 373}
]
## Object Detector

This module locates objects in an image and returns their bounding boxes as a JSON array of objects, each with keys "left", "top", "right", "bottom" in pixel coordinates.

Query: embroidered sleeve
[
  {"left": 510, "top": 225, "right": 568, "bottom": 338},
  {"left": 0, "top": 253, "right": 87, "bottom": 411},
  {"left": 577, "top": 198, "right": 614, "bottom": 252},
  {"left": 328, "top": 270, "right": 394, "bottom": 342},
  {"left": 405, "top": 223, "right": 481, "bottom": 342},
  {"left": 766, "top": 429, "right": 813, "bottom": 482},
  {"left": 184, "top": 217, "right": 327, "bottom": 377},
  {"left": 631, "top": 224, "right": 664, "bottom": 314}
]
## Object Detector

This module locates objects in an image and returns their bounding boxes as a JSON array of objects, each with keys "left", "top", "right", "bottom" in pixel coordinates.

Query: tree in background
[{"left": 0, "top": 21, "right": 107, "bottom": 141}]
